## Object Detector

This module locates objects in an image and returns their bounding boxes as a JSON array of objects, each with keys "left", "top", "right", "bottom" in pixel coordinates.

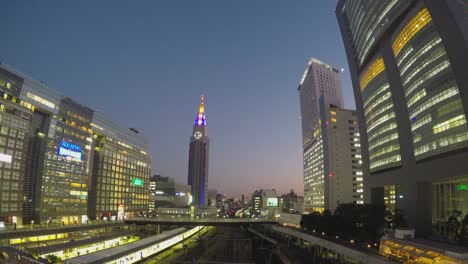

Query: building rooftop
[
  {"left": 382, "top": 237, "right": 468, "bottom": 260},
  {"left": 298, "top": 57, "right": 340, "bottom": 89}
]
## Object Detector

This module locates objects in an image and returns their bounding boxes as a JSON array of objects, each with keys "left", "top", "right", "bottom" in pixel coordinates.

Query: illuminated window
[
  {"left": 433, "top": 115, "right": 466, "bottom": 134},
  {"left": 360, "top": 58, "right": 385, "bottom": 91},
  {"left": 26, "top": 92, "right": 55, "bottom": 109},
  {"left": 392, "top": 8, "right": 432, "bottom": 56}
]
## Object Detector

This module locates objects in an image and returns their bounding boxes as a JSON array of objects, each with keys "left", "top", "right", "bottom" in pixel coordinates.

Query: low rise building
[
  {"left": 280, "top": 189, "right": 304, "bottom": 214},
  {"left": 380, "top": 237, "right": 468, "bottom": 264},
  {"left": 251, "top": 189, "right": 278, "bottom": 218},
  {"left": 149, "top": 175, "right": 191, "bottom": 211}
]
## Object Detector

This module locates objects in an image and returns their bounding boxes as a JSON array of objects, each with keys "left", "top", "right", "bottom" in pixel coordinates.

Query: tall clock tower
[{"left": 187, "top": 95, "right": 209, "bottom": 206}]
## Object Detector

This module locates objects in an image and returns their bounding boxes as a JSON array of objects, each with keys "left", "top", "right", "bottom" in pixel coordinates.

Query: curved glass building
[{"left": 337, "top": 0, "right": 468, "bottom": 235}]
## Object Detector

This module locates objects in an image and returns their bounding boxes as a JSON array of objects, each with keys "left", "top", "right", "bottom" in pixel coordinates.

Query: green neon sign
[
  {"left": 457, "top": 184, "right": 468, "bottom": 191},
  {"left": 132, "top": 178, "right": 144, "bottom": 186}
]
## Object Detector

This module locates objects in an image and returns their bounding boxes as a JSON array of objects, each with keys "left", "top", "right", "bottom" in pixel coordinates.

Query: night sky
[{"left": 2, "top": 0, "right": 355, "bottom": 198}]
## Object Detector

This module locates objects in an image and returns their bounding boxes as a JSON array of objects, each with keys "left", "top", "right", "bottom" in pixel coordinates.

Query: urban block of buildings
[
  {"left": 0, "top": 64, "right": 151, "bottom": 225},
  {"left": 148, "top": 175, "right": 191, "bottom": 211},
  {"left": 251, "top": 189, "right": 303, "bottom": 218}
]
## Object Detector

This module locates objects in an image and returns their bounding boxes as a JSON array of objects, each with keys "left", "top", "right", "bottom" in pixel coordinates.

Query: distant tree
[
  {"left": 460, "top": 215, "right": 468, "bottom": 246},
  {"left": 46, "top": 255, "right": 62, "bottom": 264},
  {"left": 447, "top": 215, "right": 461, "bottom": 243},
  {"left": 391, "top": 209, "right": 407, "bottom": 228},
  {"left": 322, "top": 209, "right": 332, "bottom": 217}
]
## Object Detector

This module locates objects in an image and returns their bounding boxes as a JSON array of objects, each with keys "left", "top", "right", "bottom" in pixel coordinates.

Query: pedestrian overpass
[{"left": 124, "top": 217, "right": 276, "bottom": 226}]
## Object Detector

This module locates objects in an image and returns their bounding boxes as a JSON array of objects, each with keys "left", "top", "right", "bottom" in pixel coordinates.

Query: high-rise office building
[
  {"left": 88, "top": 114, "right": 151, "bottom": 221},
  {"left": 0, "top": 64, "right": 151, "bottom": 225},
  {"left": 336, "top": 0, "right": 468, "bottom": 235},
  {"left": 187, "top": 95, "right": 209, "bottom": 206},
  {"left": 299, "top": 58, "right": 363, "bottom": 212}
]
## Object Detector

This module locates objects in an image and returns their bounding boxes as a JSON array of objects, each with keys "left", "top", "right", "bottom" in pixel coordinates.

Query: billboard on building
[
  {"left": 58, "top": 141, "right": 82, "bottom": 160},
  {"left": 267, "top": 197, "right": 278, "bottom": 207}
]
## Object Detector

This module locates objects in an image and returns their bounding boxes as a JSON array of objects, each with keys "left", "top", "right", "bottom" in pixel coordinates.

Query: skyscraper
[
  {"left": 298, "top": 58, "right": 363, "bottom": 212},
  {"left": 336, "top": 0, "right": 468, "bottom": 235},
  {"left": 188, "top": 95, "right": 209, "bottom": 206}
]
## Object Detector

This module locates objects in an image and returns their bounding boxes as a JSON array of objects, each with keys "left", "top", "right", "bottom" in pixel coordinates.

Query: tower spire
[{"left": 195, "top": 94, "right": 206, "bottom": 126}]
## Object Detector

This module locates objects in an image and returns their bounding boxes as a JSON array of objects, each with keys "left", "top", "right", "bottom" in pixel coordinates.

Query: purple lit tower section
[{"left": 187, "top": 95, "right": 209, "bottom": 206}]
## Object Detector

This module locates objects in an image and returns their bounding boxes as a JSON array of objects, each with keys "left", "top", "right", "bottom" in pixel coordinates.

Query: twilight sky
[{"left": 2, "top": 0, "right": 355, "bottom": 198}]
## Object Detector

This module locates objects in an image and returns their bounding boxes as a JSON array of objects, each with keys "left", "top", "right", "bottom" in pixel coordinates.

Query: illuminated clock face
[{"left": 194, "top": 131, "right": 202, "bottom": 139}]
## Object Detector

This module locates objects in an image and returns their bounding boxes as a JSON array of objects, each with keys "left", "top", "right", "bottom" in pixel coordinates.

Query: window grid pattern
[
  {"left": 392, "top": 8, "right": 432, "bottom": 56},
  {"left": 394, "top": 9, "right": 468, "bottom": 160},
  {"left": 341, "top": 0, "right": 404, "bottom": 66},
  {"left": 41, "top": 115, "right": 92, "bottom": 220},
  {"left": 95, "top": 137, "right": 150, "bottom": 216},
  {"left": 0, "top": 103, "right": 29, "bottom": 215},
  {"left": 303, "top": 126, "right": 324, "bottom": 210},
  {"left": 360, "top": 57, "right": 401, "bottom": 172},
  {"left": 360, "top": 58, "right": 385, "bottom": 91}
]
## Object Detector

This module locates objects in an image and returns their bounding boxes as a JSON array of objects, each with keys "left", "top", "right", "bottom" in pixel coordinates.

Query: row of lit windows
[
  {"left": 392, "top": 8, "right": 432, "bottom": 56},
  {"left": 411, "top": 114, "right": 432, "bottom": 132},
  {"left": 369, "top": 133, "right": 399, "bottom": 151},
  {"left": 360, "top": 58, "right": 385, "bottom": 91},
  {"left": 438, "top": 99, "right": 463, "bottom": 118},
  {"left": 368, "top": 112, "right": 396, "bottom": 133},
  {"left": 366, "top": 103, "right": 393, "bottom": 126},
  {"left": 405, "top": 60, "right": 450, "bottom": 97},
  {"left": 394, "top": 7, "right": 468, "bottom": 160},
  {"left": 368, "top": 122, "right": 397, "bottom": 142},
  {"left": 402, "top": 47, "right": 446, "bottom": 87},
  {"left": 66, "top": 110, "right": 88, "bottom": 123},
  {"left": 361, "top": 63, "right": 401, "bottom": 172},
  {"left": 370, "top": 155, "right": 401, "bottom": 170},
  {"left": 363, "top": 83, "right": 390, "bottom": 108},
  {"left": 407, "top": 89, "right": 426, "bottom": 108},
  {"left": 433, "top": 115, "right": 466, "bottom": 135},
  {"left": 398, "top": 37, "right": 441, "bottom": 73},
  {"left": 364, "top": 91, "right": 391, "bottom": 116},
  {"left": 342, "top": 0, "right": 400, "bottom": 66},
  {"left": 370, "top": 144, "right": 400, "bottom": 160},
  {"left": 0, "top": 114, "right": 28, "bottom": 131},
  {"left": 410, "top": 86, "right": 458, "bottom": 119},
  {"left": 414, "top": 132, "right": 468, "bottom": 156},
  {"left": 0, "top": 170, "right": 20, "bottom": 180}
]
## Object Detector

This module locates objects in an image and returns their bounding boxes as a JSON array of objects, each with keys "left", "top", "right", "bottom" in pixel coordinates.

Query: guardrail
[
  {"left": 268, "top": 225, "right": 398, "bottom": 264},
  {"left": 125, "top": 217, "right": 277, "bottom": 225}
]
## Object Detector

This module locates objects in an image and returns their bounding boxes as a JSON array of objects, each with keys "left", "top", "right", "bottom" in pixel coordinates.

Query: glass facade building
[
  {"left": 360, "top": 57, "right": 401, "bottom": 172},
  {"left": 0, "top": 64, "right": 151, "bottom": 225},
  {"left": 337, "top": 0, "right": 468, "bottom": 235}
]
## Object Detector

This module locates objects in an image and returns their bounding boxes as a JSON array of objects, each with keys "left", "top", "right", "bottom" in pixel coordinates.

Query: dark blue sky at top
[{"left": 2, "top": 0, "right": 355, "bottom": 197}]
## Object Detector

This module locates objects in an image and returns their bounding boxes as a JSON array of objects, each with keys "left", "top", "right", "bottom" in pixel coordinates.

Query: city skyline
[{"left": 1, "top": 1, "right": 355, "bottom": 197}]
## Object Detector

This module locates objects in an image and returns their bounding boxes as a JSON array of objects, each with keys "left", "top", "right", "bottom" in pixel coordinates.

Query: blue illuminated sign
[
  {"left": 58, "top": 141, "right": 82, "bottom": 160},
  {"left": 60, "top": 141, "right": 82, "bottom": 151}
]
